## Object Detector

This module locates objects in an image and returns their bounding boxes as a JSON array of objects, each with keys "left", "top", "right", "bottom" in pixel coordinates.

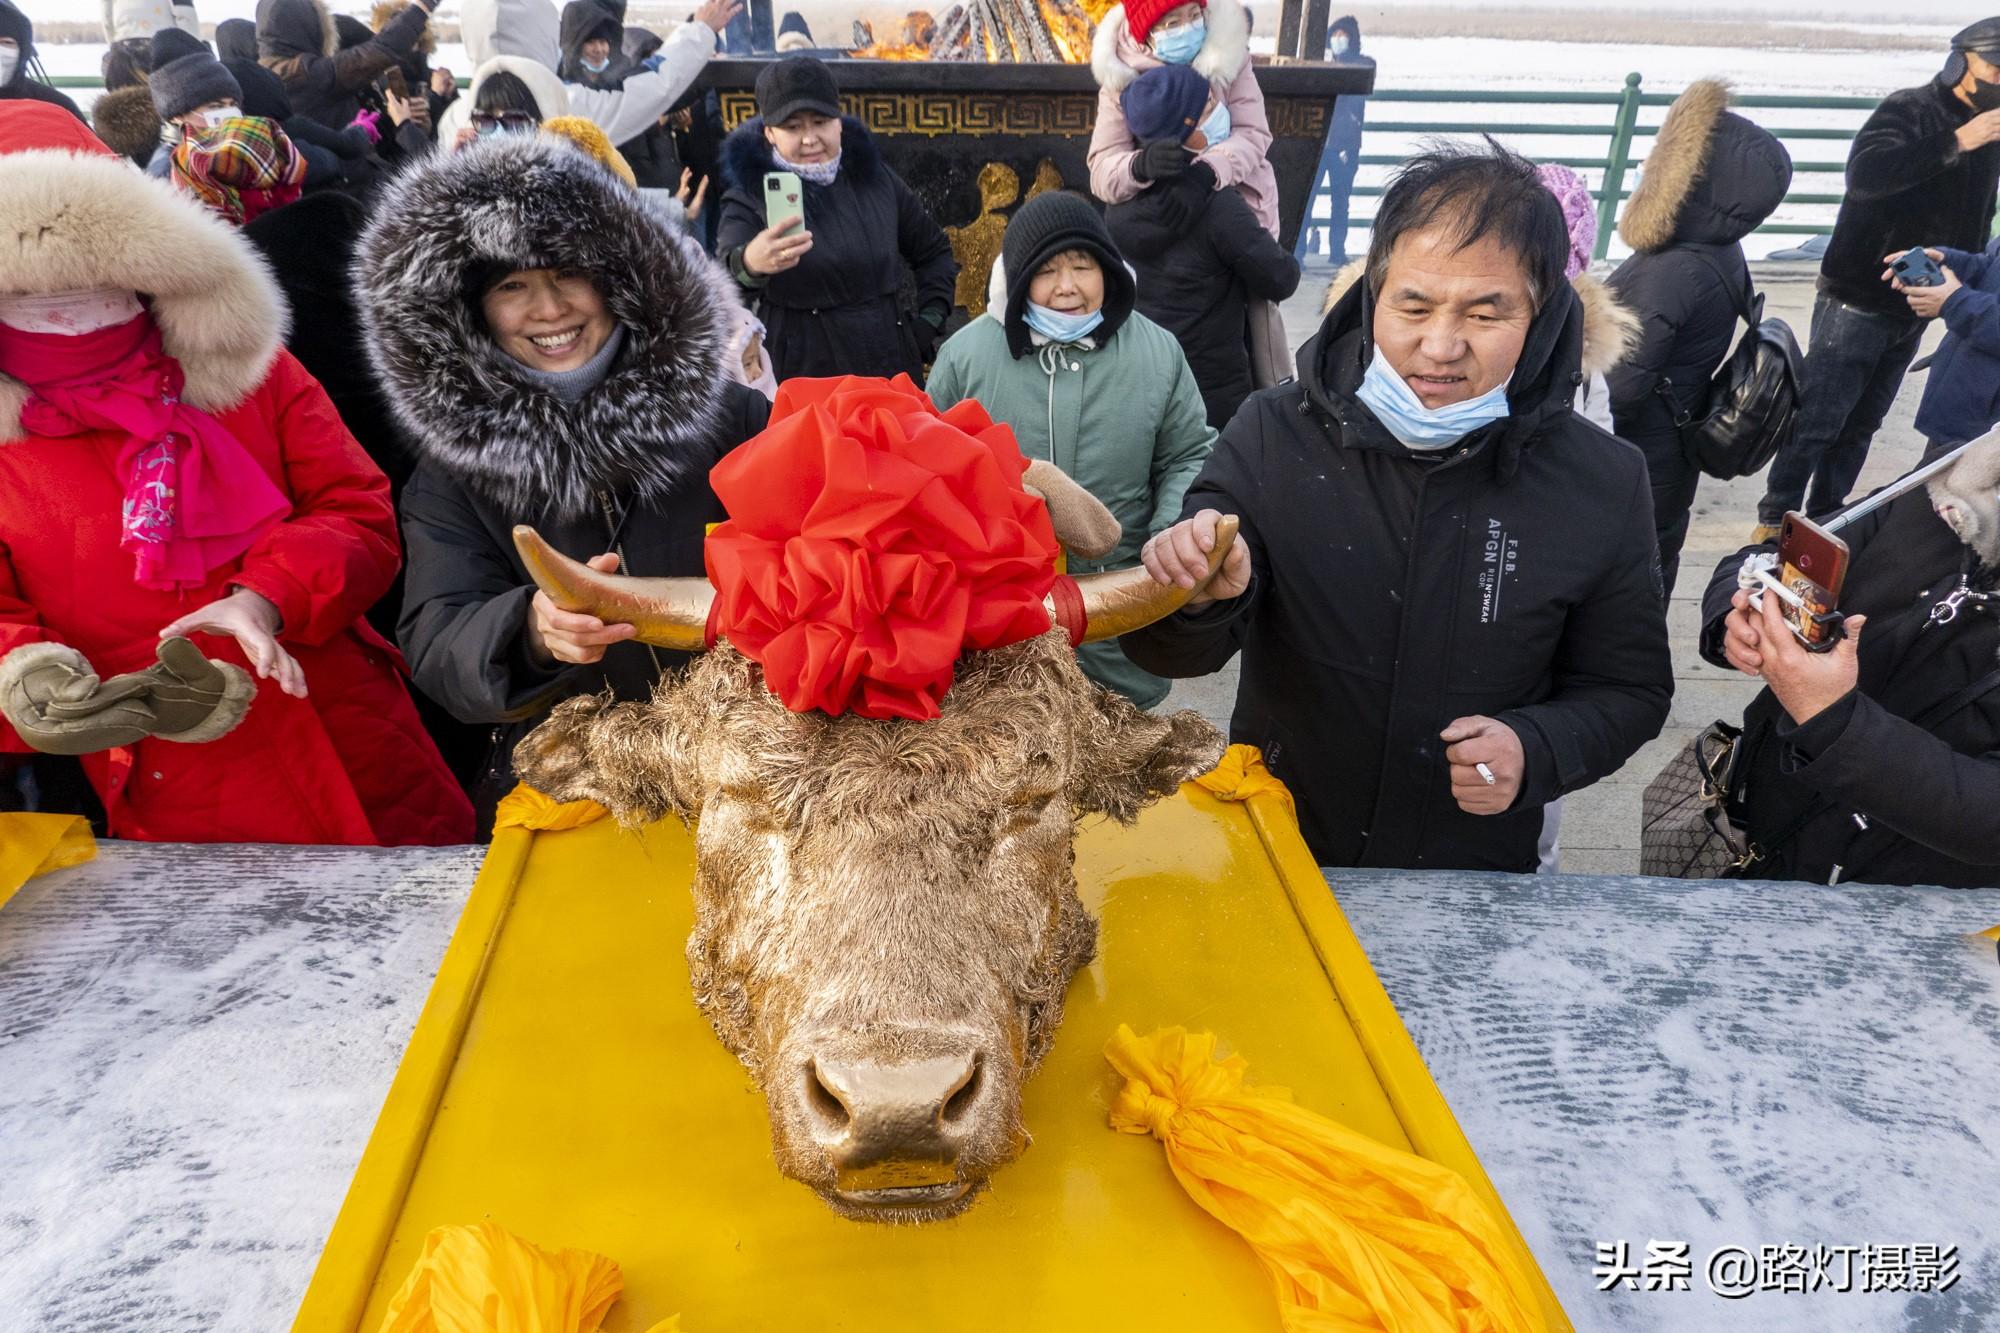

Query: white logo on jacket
[{"left": 1476, "top": 517, "right": 1519, "bottom": 624}]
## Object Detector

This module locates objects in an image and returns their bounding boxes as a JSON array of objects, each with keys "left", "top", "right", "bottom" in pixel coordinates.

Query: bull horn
[
  {"left": 1072, "top": 514, "right": 1240, "bottom": 644},
  {"left": 511, "top": 525, "right": 714, "bottom": 651}
]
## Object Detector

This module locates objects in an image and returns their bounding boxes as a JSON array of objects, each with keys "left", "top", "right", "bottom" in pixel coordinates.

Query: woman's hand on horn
[
  {"left": 526, "top": 553, "right": 639, "bottom": 666},
  {"left": 1141, "top": 509, "right": 1251, "bottom": 607},
  {"left": 159, "top": 587, "right": 307, "bottom": 698}
]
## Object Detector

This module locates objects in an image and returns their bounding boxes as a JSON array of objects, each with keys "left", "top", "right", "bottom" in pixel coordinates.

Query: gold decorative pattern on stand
[
  {"left": 944, "top": 158, "right": 1068, "bottom": 315},
  {"left": 719, "top": 91, "right": 1099, "bottom": 136},
  {"left": 1266, "top": 99, "right": 1329, "bottom": 138}
]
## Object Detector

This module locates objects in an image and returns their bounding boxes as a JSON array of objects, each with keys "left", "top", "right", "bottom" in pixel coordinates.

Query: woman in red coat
[{"left": 0, "top": 102, "right": 470, "bottom": 845}]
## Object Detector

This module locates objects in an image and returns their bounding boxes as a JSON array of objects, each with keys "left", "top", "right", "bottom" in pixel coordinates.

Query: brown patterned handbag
[{"left": 1640, "top": 721, "right": 1754, "bottom": 878}]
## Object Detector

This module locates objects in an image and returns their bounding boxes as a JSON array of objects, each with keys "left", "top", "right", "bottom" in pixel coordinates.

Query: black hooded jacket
[
  {"left": 0, "top": 2, "right": 82, "bottom": 122},
  {"left": 560, "top": 0, "right": 682, "bottom": 189},
  {"left": 716, "top": 117, "right": 958, "bottom": 382},
  {"left": 1698, "top": 488, "right": 2000, "bottom": 888},
  {"left": 356, "top": 134, "right": 769, "bottom": 819},
  {"left": 1107, "top": 174, "right": 1301, "bottom": 430},
  {"left": 1819, "top": 75, "right": 2000, "bottom": 318},
  {"left": 1124, "top": 279, "right": 1674, "bottom": 870},
  {"left": 1606, "top": 85, "right": 1792, "bottom": 423},
  {"left": 257, "top": 0, "right": 430, "bottom": 131}
]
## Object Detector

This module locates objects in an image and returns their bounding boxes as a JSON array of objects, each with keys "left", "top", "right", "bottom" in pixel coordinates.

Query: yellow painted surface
[{"left": 295, "top": 787, "right": 1568, "bottom": 1332}]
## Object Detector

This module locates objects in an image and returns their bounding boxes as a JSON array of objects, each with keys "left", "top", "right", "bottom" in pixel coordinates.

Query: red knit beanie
[{"left": 1124, "top": 0, "right": 1205, "bottom": 45}]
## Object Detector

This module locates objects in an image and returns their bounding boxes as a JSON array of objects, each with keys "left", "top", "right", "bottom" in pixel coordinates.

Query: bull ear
[
  {"left": 1067, "top": 688, "right": 1226, "bottom": 821},
  {"left": 511, "top": 690, "right": 700, "bottom": 825}
]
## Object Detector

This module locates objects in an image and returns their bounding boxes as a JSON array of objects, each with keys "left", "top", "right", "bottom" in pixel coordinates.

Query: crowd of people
[{"left": 0, "top": 0, "right": 1996, "bottom": 887}]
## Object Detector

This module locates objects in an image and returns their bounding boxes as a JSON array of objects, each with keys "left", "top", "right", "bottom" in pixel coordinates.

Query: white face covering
[
  {"left": 197, "top": 103, "right": 242, "bottom": 128},
  {"left": 0, "top": 47, "right": 18, "bottom": 86},
  {"left": 0, "top": 289, "right": 146, "bottom": 335}
]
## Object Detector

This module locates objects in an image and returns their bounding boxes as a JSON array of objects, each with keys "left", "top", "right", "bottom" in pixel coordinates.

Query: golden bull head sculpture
[{"left": 507, "top": 507, "right": 1238, "bottom": 1221}]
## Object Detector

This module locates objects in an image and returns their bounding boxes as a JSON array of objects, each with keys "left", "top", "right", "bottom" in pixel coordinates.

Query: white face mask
[
  {"left": 195, "top": 103, "right": 241, "bottom": 129},
  {"left": 0, "top": 47, "right": 18, "bottom": 85},
  {"left": 0, "top": 288, "right": 145, "bottom": 335}
]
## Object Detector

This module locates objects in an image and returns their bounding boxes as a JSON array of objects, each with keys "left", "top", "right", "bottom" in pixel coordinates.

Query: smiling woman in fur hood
[
  {"left": 0, "top": 102, "right": 470, "bottom": 846},
  {"left": 358, "top": 132, "right": 770, "bottom": 825}
]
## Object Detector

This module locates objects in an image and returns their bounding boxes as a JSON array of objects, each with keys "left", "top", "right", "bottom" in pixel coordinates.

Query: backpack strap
[{"left": 1683, "top": 245, "right": 1758, "bottom": 327}]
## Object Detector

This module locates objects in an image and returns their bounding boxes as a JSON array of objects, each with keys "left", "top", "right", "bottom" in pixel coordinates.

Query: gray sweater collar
[{"left": 508, "top": 325, "right": 627, "bottom": 403}]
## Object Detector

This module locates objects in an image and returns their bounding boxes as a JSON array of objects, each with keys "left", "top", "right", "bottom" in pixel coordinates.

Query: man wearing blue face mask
[
  {"left": 927, "top": 191, "right": 1217, "bottom": 709},
  {"left": 1126, "top": 143, "right": 1673, "bottom": 872}
]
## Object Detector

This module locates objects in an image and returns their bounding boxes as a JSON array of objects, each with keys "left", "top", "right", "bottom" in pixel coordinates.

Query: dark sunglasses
[{"left": 472, "top": 111, "right": 538, "bottom": 135}]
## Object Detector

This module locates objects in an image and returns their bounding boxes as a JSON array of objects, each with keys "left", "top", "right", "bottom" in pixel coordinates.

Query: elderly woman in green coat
[{"left": 927, "top": 191, "right": 1217, "bottom": 708}]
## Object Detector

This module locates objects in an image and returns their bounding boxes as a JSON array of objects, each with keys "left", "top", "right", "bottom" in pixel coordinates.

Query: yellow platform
[{"left": 294, "top": 785, "right": 1569, "bottom": 1331}]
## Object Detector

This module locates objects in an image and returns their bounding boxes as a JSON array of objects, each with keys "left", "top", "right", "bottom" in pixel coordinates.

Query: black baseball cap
[{"left": 755, "top": 56, "right": 843, "bottom": 125}]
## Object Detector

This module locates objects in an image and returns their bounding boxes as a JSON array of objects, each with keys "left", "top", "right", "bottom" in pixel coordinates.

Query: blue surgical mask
[
  {"left": 1196, "top": 100, "right": 1230, "bottom": 146},
  {"left": 1024, "top": 302, "right": 1104, "bottom": 344},
  {"left": 1331, "top": 34, "right": 1351, "bottom": 55},
  {"left": 1151, "top": 19, "right": 1206, "bottom": 64},
  {"left": 582, "top": 55, "right": 610, "bottom": 73},
  {"left": 1353, "top": 347, "right": 1511, "bottom": 450}
]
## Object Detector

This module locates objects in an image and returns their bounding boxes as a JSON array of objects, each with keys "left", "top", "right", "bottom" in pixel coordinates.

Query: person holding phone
[
  {"left": 715, "top": 56, "right": 957, "bottom": 383},
  {"left": 1886, "top": 240, "right": 2000, "bottom": 464},
  {"left": 1699, "top": 431, "right": 2000, "bottom": 888}
]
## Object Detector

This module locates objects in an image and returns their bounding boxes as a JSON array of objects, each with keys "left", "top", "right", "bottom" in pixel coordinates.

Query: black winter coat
[
  {"left": 0, "top": 2, "right": 82, "bottom": 123},
  {"left": 1699, "top": 489, "right": 2000, "bottom": 887},
  {"left": 1821, "top": 77, "right": 2000, "bottom": 319},
  {"left": 1107, "top": 173, "right": 1301, "bottom": 430},
  {"left": 1607, "top": 94, "right": 1792, "bottom": 429},
  {"left": 1124, "top": 279, "right": 1674, "bottom": 870},
  {"left": 399, "top": 385, "right": 768, "bottom": 808},
  {"left": 256, "top": 0, "right": 430, "bottom": 132},
  {"left": 716, "top": 118, "right": 958, "bottom": 382}
]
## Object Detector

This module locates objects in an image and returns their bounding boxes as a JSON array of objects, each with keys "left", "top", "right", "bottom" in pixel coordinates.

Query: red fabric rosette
[{"left": 705, "top": 375, "right": 1062, "bottom": 721}]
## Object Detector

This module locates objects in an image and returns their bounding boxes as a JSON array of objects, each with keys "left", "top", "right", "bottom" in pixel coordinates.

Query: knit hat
[
  {"left": 1121, "top": 64, "right": 1210, "bottom": 144},
  {"left": 776, "top": 10, "right": 813, "bottom": 50},
  {"left": 542, "top": 115, "right": 637, "bottom": 188},
  {"left": 1535, "top": 162, "right": 1596, "bottom": 280},
  {"left": 1124, "top": 0, "right": 1204, "bottom": 45},
  {"left": 998, "top": 191, "right": 1136, "bottom": 359},
  {"left": 755, "top": 55, "right": 841, "bottom": 125},
  {"left": 150, "top": 30, "right": 242, "bottom": 124}
]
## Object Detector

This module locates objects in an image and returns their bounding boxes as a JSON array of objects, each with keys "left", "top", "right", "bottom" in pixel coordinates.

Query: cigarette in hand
[{"left": 1475, "top": 762, "right": 1497, "bottom": 786}]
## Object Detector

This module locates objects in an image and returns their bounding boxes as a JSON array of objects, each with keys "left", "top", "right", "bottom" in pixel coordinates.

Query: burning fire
[{"left": 853, "top": 0, "right": 1098, "bottom": 61}]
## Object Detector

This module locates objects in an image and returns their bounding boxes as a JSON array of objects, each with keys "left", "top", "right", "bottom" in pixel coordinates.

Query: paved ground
[{"left": 1160, "top": 263, "right": 1942, "bottom": 874}]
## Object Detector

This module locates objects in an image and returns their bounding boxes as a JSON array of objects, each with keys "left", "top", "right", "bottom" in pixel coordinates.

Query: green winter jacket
[{"left": 927, "top": 309, "right": 1216, "bottom": 708}]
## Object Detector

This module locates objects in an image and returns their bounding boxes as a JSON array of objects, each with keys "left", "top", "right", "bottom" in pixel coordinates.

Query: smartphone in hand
[
  {"left": 1891, "top": 247, "right": 1944, "bottom": 287},
  {"left": 763, "top": 171, "right": 804, "bottom": 233},
  {"left": 1771, "top": 512, "right": 1850, "bottom": 648}
]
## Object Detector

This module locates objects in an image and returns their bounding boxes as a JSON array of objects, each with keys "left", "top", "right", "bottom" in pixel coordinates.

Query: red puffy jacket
[{"left": 0, "top": 350, "right": 472, "bottom": 845}]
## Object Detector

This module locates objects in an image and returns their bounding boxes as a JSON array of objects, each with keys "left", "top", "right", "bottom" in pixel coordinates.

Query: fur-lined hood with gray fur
[
  {"left": 1319, "top": 258, "right": 1640, "bottom": 380},
  {"left": 0, "top": 139, "right": 286, "bottom": 443},
  {"left": 1619, "top": 79, "right": 1791, "bottom": 253},
  {"left": 355, "top": 132, "right": 739, "bottom": 521},
  {"left": 1092, "top": 0, "right": 1249, "bottom": 92}
]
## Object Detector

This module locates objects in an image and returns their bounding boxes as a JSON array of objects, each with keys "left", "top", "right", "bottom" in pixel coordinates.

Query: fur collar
[
  {"left": 1091, "top": 0, "right": 1249, "bottom": 94},
  {"left": 1619, "top": 79, "right": 1729, "bottom": 253},
  {"left": 719, "top": 115, "right": 883, "bottom": 196},
  {"left": 355, "top": 132, "right": 739, "bottom": 521},
  {"left": 0, "top": 148, "right": 285, "bottom": 442},
  {"left": 1319, "top": 258, "right": 1638, "bottom": 380}
]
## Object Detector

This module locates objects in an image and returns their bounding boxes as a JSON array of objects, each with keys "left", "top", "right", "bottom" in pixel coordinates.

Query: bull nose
[{"left": 806, "top": 1050, "right": 983, "bottom": 1193}]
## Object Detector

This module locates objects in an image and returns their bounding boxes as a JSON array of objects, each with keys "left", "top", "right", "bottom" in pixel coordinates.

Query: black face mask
[{"left": 1972, "top": 76, "right": 2000, "bottom": 112}]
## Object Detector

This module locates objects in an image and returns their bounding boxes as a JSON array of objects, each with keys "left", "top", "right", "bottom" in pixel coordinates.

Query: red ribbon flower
[{"left": 705, "top": 375, "right": 1061, "bottom": 721}]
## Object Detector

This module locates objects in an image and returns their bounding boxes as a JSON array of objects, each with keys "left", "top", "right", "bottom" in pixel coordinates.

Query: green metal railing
[{"left": 1304, "top": 73, "right": 1881, "bottom": 261}]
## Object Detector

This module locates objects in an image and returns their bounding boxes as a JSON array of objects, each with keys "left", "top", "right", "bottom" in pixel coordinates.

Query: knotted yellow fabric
[
  {"left": 493, "top": 783, "right": 610, "bottom": 833},
  {"left": 1194, "top": 744, "right": 1297, "bottom": 819},
  {"left": 1105, "top": 1026, "right": 1546, "bottom": 1333},
  {"left": 376, "top": 1222, "right": 681, "bottom": 1333},
  {"left": 0, "top": 813, "right": 94, "bottom": 911}
]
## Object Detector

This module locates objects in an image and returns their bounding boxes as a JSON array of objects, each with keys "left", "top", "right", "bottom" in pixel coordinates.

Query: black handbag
[{"left": 1655, "top": 250, "right": 1804, "bottom": 481}]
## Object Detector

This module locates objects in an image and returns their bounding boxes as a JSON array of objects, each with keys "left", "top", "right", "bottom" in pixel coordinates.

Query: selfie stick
[{"left": 1819, "top": 436, "right": 1980, "bottom": 534}]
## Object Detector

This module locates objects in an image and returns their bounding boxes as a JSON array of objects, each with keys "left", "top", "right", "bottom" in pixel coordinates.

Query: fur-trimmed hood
[
  {"left": 1091, "top": 0, "right": 1248, "bottom": 94},
  {"left": 718, "top": 114, "right": 884, "bottom": 196},
  {"left": 88, "top": 83, "right": 163, "bottom": 166},
  {"left": 373, "top": 0, "right": 438, "bottom": 55},
  {"left": 257, "top": 0, "right": 340, "bottom": 62},
  {"left": 355, "top": 132, "right": 740, "bottom": 521},
  {"left": 1619, "top": 79, "right": 1792, "bottom": 253},
  {"left": 466, "top": 54, "right": 572, "bottom": 121},
  {"left": 1319, "top": 257, "right": 1639, "bottom": 380},
  {"left": 0, "top": 138, "right": 286, "bottom": 442}
]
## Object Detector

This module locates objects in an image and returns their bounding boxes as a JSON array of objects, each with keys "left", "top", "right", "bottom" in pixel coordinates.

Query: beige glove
[{"left": 0, "top": 638, "right": 253, "bottom": 756}]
